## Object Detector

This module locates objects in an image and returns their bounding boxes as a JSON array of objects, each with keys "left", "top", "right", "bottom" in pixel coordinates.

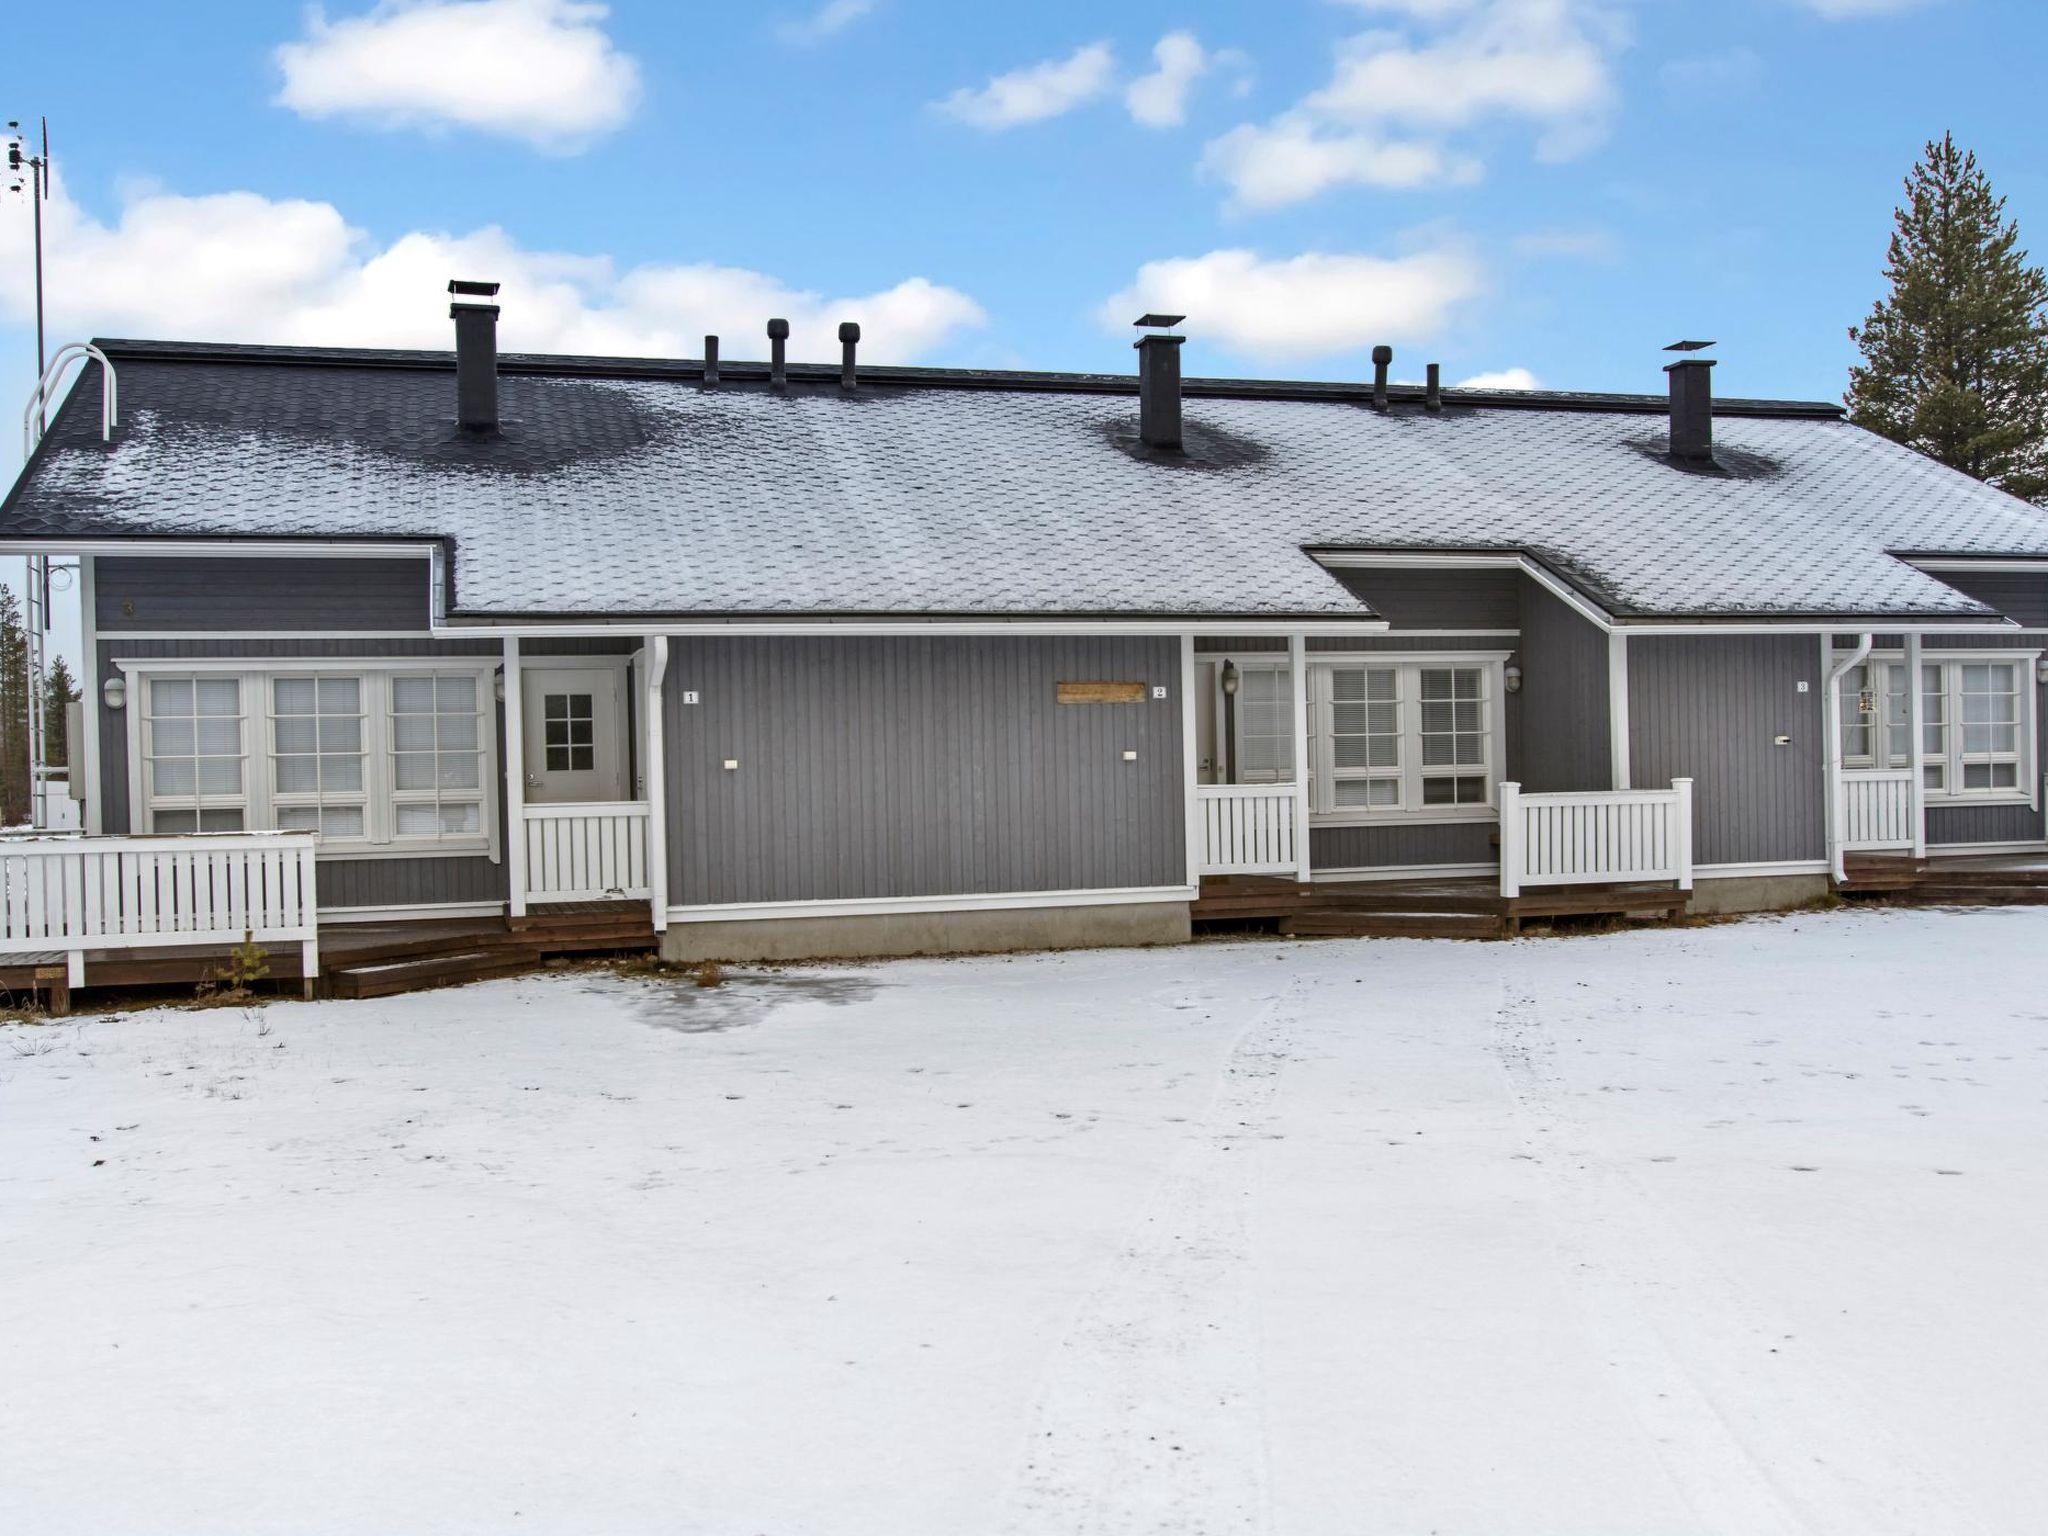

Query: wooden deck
[
  {"left": 1840, "top": 850, "right": 2048, "bottom": 904},
  {"left": 1191, "top": 874, "right": 1690, "bottom": 939},
  {"left": 0, "top": 902, "right": 659, "bottom": 1012}
]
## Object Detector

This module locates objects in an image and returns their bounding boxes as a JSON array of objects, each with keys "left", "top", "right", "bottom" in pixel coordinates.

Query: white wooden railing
[
  {"left": 1498, "top": 780, "right": 1694, "bottom": 898},
  {"left": 0, "top": 831, "right": 320, "bottom": 987},
  {"left": 522, "top": 802, "right": 653, "bottom": 903},
  {"left": 1196, "top": 783, "right": 1300, "bottom": 876},
  {"left": 1839, "top": 769, "right": 1915, "bottom": 851}
]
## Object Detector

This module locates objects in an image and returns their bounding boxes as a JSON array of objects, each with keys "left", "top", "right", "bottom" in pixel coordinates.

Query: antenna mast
[{"left": 8, "top": 116, "right": 54, "bottom": 828}]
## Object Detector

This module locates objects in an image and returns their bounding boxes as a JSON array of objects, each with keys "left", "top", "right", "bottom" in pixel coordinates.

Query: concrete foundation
[
  {"left": 661, "top": 900, "right": 1193, "bottom": 964},
  {"left": 1686, "top": 873, "right": 1831, "bottom": 915}
]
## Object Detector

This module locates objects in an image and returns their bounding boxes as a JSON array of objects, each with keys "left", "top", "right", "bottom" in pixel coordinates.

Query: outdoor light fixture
[
  {"left": 1504, "top": 661, "right": 1523, "bottom": 694},
  {"left": 1220, "top": 659, "right": 1241, "bottom": 696},
  {"left": 102, "top": 674, "right": 125, "bottom": 711}
]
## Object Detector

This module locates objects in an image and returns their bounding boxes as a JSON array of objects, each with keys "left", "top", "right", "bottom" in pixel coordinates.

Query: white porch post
[
  {"left": 645, "top": 635, "right": 670, "bottom": 932},
  {"left": 1289, "top": 631, "right": 1311, "bottom": 884},
  {"left": 504, "top": 637, "right": 527, "bottom": 918},
  {"left": 1607, "top": 631, "right": 1632, "bottom": 790},
  {"left": 1905, "top": 631, "right": 1927, "bottom": 859},
  {"left": 1180, "top": 633, "right": 1201, "bottom": 889},
  {"left": 1823, "top": 632, "right": 1874, "bottom": 883},
  {"left": 1498, "top": 781, "right": 1522, "bottom": 898}
]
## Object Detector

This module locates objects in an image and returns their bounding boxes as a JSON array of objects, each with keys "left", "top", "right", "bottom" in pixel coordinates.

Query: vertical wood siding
[
  {"left": 1629, "top": 634, "right": 1825, "bottom": 865},
  {"left": 1515, "top": 575, "right": 1610, "bottom": 792},
  {"left": 1326, "top": 569, "right": 1521, "bottom": 628},
  {"left": 96, "top": 557, "right": 433, "bottom": 631},
  {"left": 1310, "top": 821, "right": 1497, "bottom": 870},
  {"left": 1924, "top": 569, "right": 2048, "bottom": 628},
  {"left": 664, "top": 636, "right": 1185, "bottom": 905}
]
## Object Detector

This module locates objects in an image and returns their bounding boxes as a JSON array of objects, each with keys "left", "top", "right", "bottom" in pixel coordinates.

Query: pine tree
[
  {"left": 0, "top": 584, "right": 28, "bottom": 827},
  {"left": 1847, "top": 133, "right": 2048, "bottom": 503},
  {"left": 43, "top": 654, "right": 79, "bottom": 770}
]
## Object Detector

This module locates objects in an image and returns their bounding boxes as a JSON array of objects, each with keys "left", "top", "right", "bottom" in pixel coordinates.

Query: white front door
[{"left": 522, "top": 667, "right": 626, "bottom": 803}]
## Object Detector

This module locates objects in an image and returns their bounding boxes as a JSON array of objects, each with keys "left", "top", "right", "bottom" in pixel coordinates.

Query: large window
[
  {"left": 130, "top": 664, "right": 495, "bottom": 854},
  {"left": 1309, "top": 657, "right": 1502, "bottom": 819},
  {"left": 1840, "top": 654, "right": 2035, "bottom": 802},
  {"left": 143, "top": 676, "right": 246, "bottom": 833}
]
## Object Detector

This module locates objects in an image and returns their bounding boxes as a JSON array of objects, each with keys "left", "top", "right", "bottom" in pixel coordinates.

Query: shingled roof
[{"left": 6, "top": 338, "right": 2048, "bottom": 623}]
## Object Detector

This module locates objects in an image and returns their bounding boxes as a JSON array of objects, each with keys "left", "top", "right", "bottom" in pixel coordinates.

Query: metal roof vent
[{"left": 1133, "top": 313, "right": 1185, "bottom": 451}]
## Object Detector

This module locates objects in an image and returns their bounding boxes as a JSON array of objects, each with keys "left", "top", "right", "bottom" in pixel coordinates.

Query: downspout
[
  {"left": 644, "top": 636, "right": 670, "bottom": 934},
  {"left": 1824, "top": 633, "right": 1873, "bottom": 884}
]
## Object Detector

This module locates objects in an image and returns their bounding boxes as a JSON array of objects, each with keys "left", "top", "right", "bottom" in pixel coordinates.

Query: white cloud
[
  {"left": 1124, "top": 32, "right": 1248, "bottom": 128},
  {"left": 275, "top": 0, "right": 642, "bottom": 150},
  {"left": 1203, "top": 117, "right": 1480, "bottom": 211},
  {"left": 1791, "top": 0, "right": 1934, "bottom": 15},
  {"left": 1203, "top": 0, "right": 1625, "bottom": 208},
  {"left": 775, "top": 0, "right": 877, "bottom": 46},
  {"left": 1100, "top": 247, "right": 1483, "bottom": 361},
  {"left": 1306, "top": 1, "right": 1623, "bottom": 157},
  {"left": 1457, "top": 366, "right": 1540, "bottom": 389},
  {"left": 935, "top": 42, "right": 1116, "bottom": 129},
  {"left": 0, "top": 179, "right": 985, "bottom": 365}
]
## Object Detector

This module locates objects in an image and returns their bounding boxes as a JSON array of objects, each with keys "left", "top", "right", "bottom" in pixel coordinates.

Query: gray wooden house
[{"left": 4, "top": 287, "right": 2047, "bottom": 992}]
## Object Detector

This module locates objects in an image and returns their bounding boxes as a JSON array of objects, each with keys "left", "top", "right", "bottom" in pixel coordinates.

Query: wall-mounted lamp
[
  {"left": 1504, "top": 661, "right": 1523, "bottom": 694},
  {"left": 2037, "top": 657, "right": 2048, "bottom": 685},
  {"left": 102, "top": 675, "right": 126, "bottom": 711},
  {"left": 1219, "top": 658, "right": 1240, "bottom": 696}
]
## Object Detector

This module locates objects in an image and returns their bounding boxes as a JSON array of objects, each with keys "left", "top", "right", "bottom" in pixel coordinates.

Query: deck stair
[
  {"left": 1192, "top": 875, "right": 1688, "bottom": 940},
  {"left": 322, "top": 904, "right": 657, "bottom": 999},
  {"left": 1841, "top": 852, "right": 2048, "bottom": 906}
]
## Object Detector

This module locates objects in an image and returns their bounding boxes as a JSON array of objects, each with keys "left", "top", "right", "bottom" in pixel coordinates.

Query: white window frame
[
  {"left": 137, "top": 673, "right": 251, "bottom": 834},
  {"left": 1837, "top": 649, "right": 2040, "bottom": 808},
  {"left": 1207, "top": 656, "right": 1296, "bottom": 784},
  {"left": 1308, "top": 652, "right": 1510, "bottom": 826},
  {"left": 119, "top": 659, "right": 501, "bottom": 860}
]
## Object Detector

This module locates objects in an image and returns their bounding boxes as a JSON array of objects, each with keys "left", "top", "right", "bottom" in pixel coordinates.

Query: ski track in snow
[
  {"left": 995, "top": 976, "right": 1295, "bottom": 1536},
  {"left": 1489, "top": 978, "right": 1991, "bottom": 1536}
]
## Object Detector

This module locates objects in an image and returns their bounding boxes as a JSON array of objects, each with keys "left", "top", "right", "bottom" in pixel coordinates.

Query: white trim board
[
  {"left": 100, "top": 630, "right": 443, "bottom": 641},
  {"left": 1925, "top": 841, "right": 2048, "bottom": 856},
  {"left": 1693, "top": 860, "right": 1830, "bottom": 881},
  {"left": 0, "top": 539, "right": 436, "bottom": 559},
  {"left": 668, "top": 885, "right": 1198, "bottom": 924},
  {"left": 1310, "top": 862, "right": 1498, "bottom": 883},
  {"left": 317, "top": 900, "right": 506, "bottom": 923}
]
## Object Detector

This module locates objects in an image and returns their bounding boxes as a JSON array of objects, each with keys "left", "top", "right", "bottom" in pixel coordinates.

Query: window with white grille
[{"left": 129, "top": 664, "right": 496, "bottom": 853}]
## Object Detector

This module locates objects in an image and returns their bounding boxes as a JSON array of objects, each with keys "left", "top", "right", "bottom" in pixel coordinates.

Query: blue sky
[{"left": 1, "top": 0, "right": 2042, "bottom": 478}]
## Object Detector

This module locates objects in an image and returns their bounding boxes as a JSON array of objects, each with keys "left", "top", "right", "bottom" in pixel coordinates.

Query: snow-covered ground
[{"left": 3, "top": 908, "right": 2045, "bottom": 1536}]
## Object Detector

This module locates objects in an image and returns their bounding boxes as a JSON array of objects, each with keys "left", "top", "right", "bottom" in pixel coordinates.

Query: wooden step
[
  {"left": 1507, "top": 888, "right": 1689, "bottom": 919},
  {"left": 329, "top": 946, "right": 541, "bottom": 999},
  {"left": 1912, "top": 886, "right": 2048, "bottom": 905},
  {"left": 1302, "top": 889, "right": 1501, "bottom": 916},
  {"left": 1281, "top": 912, "right": 1503, "bottom": 940}
]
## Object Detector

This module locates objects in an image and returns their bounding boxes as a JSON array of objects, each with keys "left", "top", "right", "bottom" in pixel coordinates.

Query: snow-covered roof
[{"left": 6, "top": 340, "right": 2048, "bottom": 622}]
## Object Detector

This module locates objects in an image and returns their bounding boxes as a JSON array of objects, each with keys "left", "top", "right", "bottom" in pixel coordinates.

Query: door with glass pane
[{"left": 520, "top": 667, "right": 625, "bottom": 803}]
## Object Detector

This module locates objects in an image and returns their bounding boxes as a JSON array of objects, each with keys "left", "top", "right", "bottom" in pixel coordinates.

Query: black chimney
[
  {"left": 1664, "top": 353, "right": 1716, "bottom": 464},
  {"left": 1371, "top": 345, "right": 1392, "bottom": 410},
  {"left": 703, "top": 334, "right": 720, "bottom": 386},
  {"left": 1425, "top": 362, "right": 1442, "bottom": 413},
  {"left": 767, "top": 317, "right": 789, "bottom": 388},
  {"left": 448, "top": 279, "right": 501, "bottom": 434},
  {"left": 1133, "top": 313, "right": 1186, "bottom": 451},
  {"left": 838, "top": 321, "right": 860, "bottom": 389}
]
